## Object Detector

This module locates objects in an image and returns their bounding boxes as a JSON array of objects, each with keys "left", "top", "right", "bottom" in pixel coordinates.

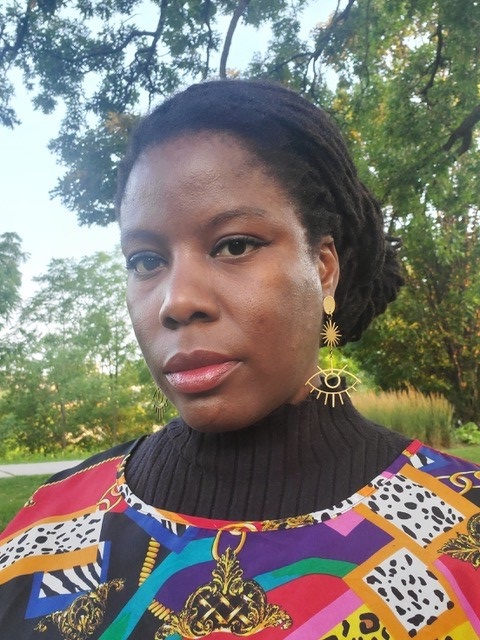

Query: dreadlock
[{"left": 116, "top": 79, "right": 404, "bottom": 344}]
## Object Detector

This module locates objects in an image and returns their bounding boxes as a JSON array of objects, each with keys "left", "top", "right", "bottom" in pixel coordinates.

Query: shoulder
[
  {"left": 0, "top": 439, "right": 141, "bottom": 542},
  {"left": 402, "top": 441, "right": 480, "bottom": 507},
  {"left": 410, "top": 441, "right": 480, "bottom": 474},
  {"left": 46, "top": 439, "right": 140, "bottom": 483}
]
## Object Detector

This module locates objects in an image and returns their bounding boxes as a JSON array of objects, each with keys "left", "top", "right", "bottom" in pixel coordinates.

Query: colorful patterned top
[{"left": 1, "top": 439, "right": 480, "bottom": 639}]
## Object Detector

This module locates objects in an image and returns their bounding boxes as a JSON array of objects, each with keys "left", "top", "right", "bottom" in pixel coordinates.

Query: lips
[{"left": 164, "top": 351, "right": 240, "bottom": 394}]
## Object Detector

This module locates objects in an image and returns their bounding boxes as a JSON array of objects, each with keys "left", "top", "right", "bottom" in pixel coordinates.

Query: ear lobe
[{"left": 317, "top": 237, "right": 339, "bottom": 297}]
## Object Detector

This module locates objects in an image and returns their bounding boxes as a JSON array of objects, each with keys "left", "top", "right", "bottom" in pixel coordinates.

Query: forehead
[
  {"left": 120, "top": 131, "right": 288, "bottom": 218},
  {"left": 132, "top": 131, "right": 260, "bottom": 182}
]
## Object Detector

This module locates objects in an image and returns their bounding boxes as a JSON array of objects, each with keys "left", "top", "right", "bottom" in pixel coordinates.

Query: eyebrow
[
  {"left": 120, "top": 208, "right": 269, "bottom": 247},
  {"left": 120, "top": 228, "right": 164, "bottom": 246},
  {"left": 199, "top": 207, "right": 268, "bottom": 232}
]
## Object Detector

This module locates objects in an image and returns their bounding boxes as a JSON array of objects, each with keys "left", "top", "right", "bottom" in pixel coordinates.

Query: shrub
[
  {"left": 354, "top": 389, "right": 454, "bottom": 448},
  {"left": 455, "top": 422, "right": 480, "bottom": 446}
]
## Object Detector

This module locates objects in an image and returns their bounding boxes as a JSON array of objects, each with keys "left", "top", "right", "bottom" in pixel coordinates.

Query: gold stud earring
[{"left": 305, "top": 295, "right": 361, "bottom": 407}]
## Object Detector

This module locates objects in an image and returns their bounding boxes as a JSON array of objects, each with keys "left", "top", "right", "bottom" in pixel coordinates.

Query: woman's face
[{"left": 120, "top": 132, "right": 339, "bottom": 432}]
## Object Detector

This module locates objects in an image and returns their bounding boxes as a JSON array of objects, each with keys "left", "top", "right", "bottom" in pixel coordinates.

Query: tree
[
  {"left": 1, "top": 1, "right": 478, "bottom": 227},
  {"left": 348, "top": 181, "right": 480, "bottom": 424},
  {"left": 1, "top": 0, "right": 318, "bottom": 224},
  {"left": 332, "top": 1, "right": 480, "bottom": 423},
  {"left": 0, "top": 251, "right": 159, "bottom": 452},
  {"left": 0, "top": 232, "right": 27, "bottom": 327}
]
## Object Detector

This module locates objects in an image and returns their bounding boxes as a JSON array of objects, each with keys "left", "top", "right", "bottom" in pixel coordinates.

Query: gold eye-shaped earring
[{"left": 305, "top": 295, "right": 361, "bottom": 407}]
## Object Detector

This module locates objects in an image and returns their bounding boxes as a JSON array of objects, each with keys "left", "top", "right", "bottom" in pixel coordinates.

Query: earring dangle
[
  {"left": 153, "top": 387, "right": 168, "bottom": 423},
  {"left": 305, "top": 295, "right": 361, "bottom": 407}
]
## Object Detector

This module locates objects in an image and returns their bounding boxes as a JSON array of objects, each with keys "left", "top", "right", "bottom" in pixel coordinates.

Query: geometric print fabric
[{"left": 1, "top": 440, "right": 480, "bottom": 639}]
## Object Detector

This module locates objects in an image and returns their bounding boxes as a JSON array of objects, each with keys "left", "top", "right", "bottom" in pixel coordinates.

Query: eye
[
  {"left": 212, "top": 236, "right": 266, "bottom": 258},
  {"left": 126, "top": 252, "right": 166, "bottom": 275}
]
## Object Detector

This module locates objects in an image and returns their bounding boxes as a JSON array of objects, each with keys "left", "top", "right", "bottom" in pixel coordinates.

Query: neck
[{"left": 126, "top": 395, "right": 409, "bottom": 520}]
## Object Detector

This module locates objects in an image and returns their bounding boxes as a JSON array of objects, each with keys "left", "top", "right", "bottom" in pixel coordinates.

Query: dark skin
[{"left": 120, "top": 132, "right": 339, "bottom": 433}]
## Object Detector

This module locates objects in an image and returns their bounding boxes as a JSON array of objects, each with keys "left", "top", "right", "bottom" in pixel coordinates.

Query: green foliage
[
  {"left": 0, "top": 447, "right": 90, "bottom": 465},
  {"left": 334, "top": 0, "right": 480, "bottom": 425},
  {"left": 0, "top": 0, "right": 315, "bottom": 225},
  {"left": 354, "top": 388, "right": 454, "bottom": 447},
  {"left": 0, "top": 251, "right": 160, "bottom": 453},
  {"left": 0, "top": 414, "right": 19, "bottom": 459},
  {"left": 347, "top": 176, "right": 480, "bottom": 424},
  {"left": 455, "top": 422, "right": 480, "bottom": 446},
  {"left": 0, "top": 232, "right": 27, "bottom": 327}
]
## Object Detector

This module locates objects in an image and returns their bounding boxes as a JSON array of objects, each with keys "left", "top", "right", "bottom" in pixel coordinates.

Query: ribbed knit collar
[{"left": 126, "top": 395, "right": 409, "bottom": 521}]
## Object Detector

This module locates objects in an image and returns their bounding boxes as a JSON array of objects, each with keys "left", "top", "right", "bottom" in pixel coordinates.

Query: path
[{"left": 0, "top": 460, "right": 83, "bottom": 479}]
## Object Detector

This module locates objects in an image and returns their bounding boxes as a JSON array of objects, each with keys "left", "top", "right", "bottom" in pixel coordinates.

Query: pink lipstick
[{"left": 164, "top": 351, "right": 239, "bottom": 394}]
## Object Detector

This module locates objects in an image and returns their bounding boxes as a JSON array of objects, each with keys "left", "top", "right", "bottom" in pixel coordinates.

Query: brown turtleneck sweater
[{"left": 126, "top": 395, "right": 410, "bottom": 521}]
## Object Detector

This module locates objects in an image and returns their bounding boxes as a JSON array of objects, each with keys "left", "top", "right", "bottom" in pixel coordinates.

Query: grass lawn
[
  {"left": 0, "top": 475, "right": 49, "bottom": 533},
  {"left": 446, "top": 446, "right": 480, "bottom": 464},
  {"left": 0, "top": 450, "right": 91, "bottom": 465}
]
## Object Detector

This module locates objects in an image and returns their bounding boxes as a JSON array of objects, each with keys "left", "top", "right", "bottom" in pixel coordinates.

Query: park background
[{"left": 0, "top": 0, "right": 479, "bottom": 517}]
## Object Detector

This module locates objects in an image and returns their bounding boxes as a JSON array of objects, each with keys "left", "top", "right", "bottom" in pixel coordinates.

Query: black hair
[{"left": 116, "top": 79, "right": 403, "bottom": 344}]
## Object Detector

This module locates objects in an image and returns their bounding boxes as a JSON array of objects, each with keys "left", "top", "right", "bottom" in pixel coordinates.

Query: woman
[{"left": 1, "top": 80, "right": 479, "bottom": 639}]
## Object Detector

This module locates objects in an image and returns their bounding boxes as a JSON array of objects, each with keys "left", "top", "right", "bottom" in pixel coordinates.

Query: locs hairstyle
[{"left": 116, "top": 79, "right": 404, "bottom": 345}]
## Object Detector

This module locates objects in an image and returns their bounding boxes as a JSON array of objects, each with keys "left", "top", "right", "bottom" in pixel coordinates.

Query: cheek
[
  {"left": 290, "top": 271, "right": 324, "bottom": 344},
  {"left": 245, "top": 269, "right": 323, "bottom": 345},
  {"left": 286, "top": 260, "right": 323, "bottom": 311},
  {"left": 126, "top": 288, "right": 139, "bottom": 329},
  {"left": 126, "top": 288, "right": 155, "bottom": 346},
  {"left": 287, "top": 286, "right": 323, "bottom": 347}
]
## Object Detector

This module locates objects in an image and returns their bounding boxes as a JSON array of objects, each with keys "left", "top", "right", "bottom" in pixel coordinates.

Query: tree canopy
[
  {"left": 2, "top": 1, "right": 478, "bottom": 223},
  {"left": 0, "top": 251, "right": 171, "bottom": 453},
  {"left": 0, "top": 232, "right": 27, "bottom": 327},
  {"left": 1, "top": 0, "right": 479, "bottom": 422}
]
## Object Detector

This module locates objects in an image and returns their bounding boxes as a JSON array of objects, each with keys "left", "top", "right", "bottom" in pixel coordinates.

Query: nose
[{"left": 159, "top": 257, "right": 220, "bottom": 329}]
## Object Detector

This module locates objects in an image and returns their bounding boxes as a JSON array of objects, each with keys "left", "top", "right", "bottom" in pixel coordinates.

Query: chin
[{"left": 176, "top": 397, "right": 263, "bottom": 433}]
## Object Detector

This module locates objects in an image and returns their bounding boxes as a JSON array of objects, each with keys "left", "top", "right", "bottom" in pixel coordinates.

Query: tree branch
[
  {"left": 443, "top": 104, "right": 480, "bottom": 156},
  {"left": 311, "top": 0, "right": 356, "bottom": 64},
  {"left": 420, "top": 23, "right": 443, "bottom": 103},
  {"left": 141, "top": 0, "right": 168, "bottom": 74},
  {"left": 360, "top": 0, "right": 371, "bottom": 90},
  {"left": 202, "top": 0, "right": 214, "bottom": 79},
  {"left": 219, "top": 0, "right": 251, "bottom": 78},
  {"left": 266, "top": 0, "right": 356, "bottom": 79},
  {"left": 43, "top": 29, "right": 159, "bottom": 67},
  {"left": 0, "top": 2, "right": 32, "bottom": 65}
]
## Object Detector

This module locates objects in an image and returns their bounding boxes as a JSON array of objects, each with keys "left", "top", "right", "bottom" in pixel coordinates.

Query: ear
[{"left": 316, "top": 236, "right": 339, "bottom": 297}]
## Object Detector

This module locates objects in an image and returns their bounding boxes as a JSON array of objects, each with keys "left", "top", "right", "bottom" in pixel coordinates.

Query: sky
[
  {"left": 0, "top": 1, "right": 338, "bottom": 300},
  {"left": 0, "top": 96, "right": 121, "bottom": 298}
]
